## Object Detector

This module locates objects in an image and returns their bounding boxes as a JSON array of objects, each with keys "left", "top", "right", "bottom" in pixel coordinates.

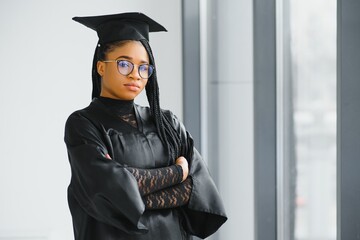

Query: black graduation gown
[{"left": 64, "top": 98, "right": 227, "bottom": 240}]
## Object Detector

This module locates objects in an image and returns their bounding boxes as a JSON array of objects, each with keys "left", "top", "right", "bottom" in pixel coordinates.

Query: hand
[{"left": 176, "top": 156, "right": 189, "bottom": 182}]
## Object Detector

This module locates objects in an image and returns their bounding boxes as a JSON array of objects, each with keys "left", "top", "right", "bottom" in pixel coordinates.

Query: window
[{"left": 277, "top": 0, "right": 337, "bottom": 239}]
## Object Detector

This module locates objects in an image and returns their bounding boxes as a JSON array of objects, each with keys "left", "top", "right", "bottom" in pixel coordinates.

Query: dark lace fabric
[
  {"left": 120, "top": 113, "right": 137, "bottom": 128},
  {"left": 127, "top": 165, "right": 183, "bottom": 196},
  {"left": 143, "top": 177, "right": 193, "bottom": 210},
  {"left": 98, "top": 96, "right": 193, "bottom": 209}
]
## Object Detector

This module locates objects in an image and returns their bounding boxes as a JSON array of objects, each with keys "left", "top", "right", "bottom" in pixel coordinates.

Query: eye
[
  {"left": 118, "top": 60, "right": 131, "bottom": 68},
  {"left": 139, "top": 64, "right": 149, "bottom": 72}
]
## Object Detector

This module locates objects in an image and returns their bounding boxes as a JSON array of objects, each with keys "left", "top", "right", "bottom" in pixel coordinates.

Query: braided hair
[{"left": 92, "top": 40, "right": 191, "bottom": 164}]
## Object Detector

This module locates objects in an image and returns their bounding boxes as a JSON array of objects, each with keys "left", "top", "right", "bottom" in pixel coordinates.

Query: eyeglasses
[{"left": 102, "top": 59, "right": 154, "bottom": 79}]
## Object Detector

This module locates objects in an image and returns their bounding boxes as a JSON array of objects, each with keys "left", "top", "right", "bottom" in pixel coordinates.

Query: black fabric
[
  {"left": 72, "top": 12, "right": 167, "bottom": 44},
  {"left": 98, "top": 96, "right": 134, "bottom": 116},
  {"left": 98, "top": 97, "right": 138, "bottom": 127},
  {"left": 64, "top": 98, "right": 227, "bottom": 239}
]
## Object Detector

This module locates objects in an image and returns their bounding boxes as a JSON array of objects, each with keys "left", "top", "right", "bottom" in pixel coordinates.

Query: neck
[
  {"left": 99, "top": 95, "right": 134, "bottom": 103},
  {"left": 97, "top": 96, "right": 134, "bottom": 116}
]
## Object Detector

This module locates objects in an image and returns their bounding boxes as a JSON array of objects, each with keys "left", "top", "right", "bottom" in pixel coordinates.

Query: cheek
[
  {"left": 105, "top": 67, "right": 116, "bottom": 78},
  {"left": 141, "top": 80, "right": 148, "bottom": 90},
  {"left": 103, "top": 68, "right": 122, "bottom": 83}
]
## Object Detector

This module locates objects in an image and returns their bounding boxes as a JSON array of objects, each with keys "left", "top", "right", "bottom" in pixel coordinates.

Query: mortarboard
[{"left": 72, "top": 12, "right": 167, "bottom": 44}]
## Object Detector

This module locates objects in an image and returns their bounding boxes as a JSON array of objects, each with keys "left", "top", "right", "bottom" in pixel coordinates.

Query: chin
[
  {"left": 118, "top": 95, "right": 137, "bottom": 101},
  {"left": 107, "top": 92, "right": 136, "bottom": 100}
]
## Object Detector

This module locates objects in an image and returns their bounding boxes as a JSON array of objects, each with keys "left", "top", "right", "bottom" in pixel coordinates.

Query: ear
[{"left": 97, "top": 61, "right": 105, "bottom": 76}]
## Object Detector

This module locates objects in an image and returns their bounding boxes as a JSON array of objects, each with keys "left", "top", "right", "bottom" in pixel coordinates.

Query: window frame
[
  {"left": 337, "top": 1, "right": 360, "bottom": 239},
  {"left": 254, "top": 0, "right": 360, "bottom": 239}
]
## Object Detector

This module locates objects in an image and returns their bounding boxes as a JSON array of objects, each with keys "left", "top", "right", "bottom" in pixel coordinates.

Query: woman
[{"left": 65, "top": 12, "right": 227, "bottom": 240}]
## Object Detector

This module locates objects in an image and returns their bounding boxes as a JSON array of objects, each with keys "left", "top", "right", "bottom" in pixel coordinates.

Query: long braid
[{"left": 140, "top": 39, "right": 184, "bottom": 164}]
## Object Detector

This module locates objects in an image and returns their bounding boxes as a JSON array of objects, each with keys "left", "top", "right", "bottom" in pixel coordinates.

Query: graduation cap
[
  {"left": 72, "top": 12, "right": 167, "bottom": 44},
  {"left": 72, "top": 12, "right": 167, "bottom": 99}
]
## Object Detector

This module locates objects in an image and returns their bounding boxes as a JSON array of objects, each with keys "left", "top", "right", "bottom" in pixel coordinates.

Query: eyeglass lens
[{"left": 117, "top": 60, "right": 154, "bottom": 79}]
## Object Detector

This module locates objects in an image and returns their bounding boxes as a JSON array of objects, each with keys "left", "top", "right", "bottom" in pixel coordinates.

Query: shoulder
[
  {"left": 134, "top": 104, "right": 151, "bottom": 115},
  {"left": 134, "top": 104, "right": 187, "bottom": 132},
  {"left": 134, "top": 104, "right": 152, "bottom": 124},
  {"left": 64, "top": 103, "right": 101, "bottom": 144},
  {"left": 134, "top": 104, "right": 176, "bottom": 122},
  {"left": 65, "top": 104, "right": 93, "bottom": 129},
  {"left": 161, "top": 109, "right": 188, "bottom": 135},
  {"left": 162, "top": 108, "right": 181, "bottom": 124},
  {"left": 65, "top": 99, "right": 105, "bottom": 126}
]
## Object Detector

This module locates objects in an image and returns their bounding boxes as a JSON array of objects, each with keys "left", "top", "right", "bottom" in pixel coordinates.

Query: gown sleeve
[
  {"left": 64, "top": 111, "right": 148, "bottom": 234},
  {"left": 165, "top": 111, "right": 228, "bottom": 239}
]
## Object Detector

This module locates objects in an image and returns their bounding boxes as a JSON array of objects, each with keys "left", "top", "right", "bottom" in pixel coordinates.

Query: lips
[
  {"left": 124, "top": 82, "right": 140, "bottom": 88},
  {"left": 124, "top": 82, "right": 140, "bottom": 91}
]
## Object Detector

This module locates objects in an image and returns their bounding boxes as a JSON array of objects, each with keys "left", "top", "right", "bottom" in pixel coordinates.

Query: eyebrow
[{"left": 116, "top": 55, "right": 149, "bottom": 64}]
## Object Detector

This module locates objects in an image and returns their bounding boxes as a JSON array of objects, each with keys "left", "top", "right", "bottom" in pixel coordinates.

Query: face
[{"left": 97, "top": 41, "right": 149, "bottom": 100}]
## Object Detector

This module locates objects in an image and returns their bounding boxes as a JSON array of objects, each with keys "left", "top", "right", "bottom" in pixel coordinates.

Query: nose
[{"left": 128, "top": 65, "right": 141, "bottom": 80}]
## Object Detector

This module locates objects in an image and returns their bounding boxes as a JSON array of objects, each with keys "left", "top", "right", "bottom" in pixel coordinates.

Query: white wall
[
  {"left": 204, "top": 0, "right": 254, "bottom": 239},
  {"left": 0, "top": 1, "right": 182, "bottom": 239}
]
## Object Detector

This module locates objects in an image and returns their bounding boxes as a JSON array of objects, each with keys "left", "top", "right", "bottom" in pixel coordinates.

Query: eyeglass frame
[{"left": 101, "top": 59, "right": 154, "bottom": 79}]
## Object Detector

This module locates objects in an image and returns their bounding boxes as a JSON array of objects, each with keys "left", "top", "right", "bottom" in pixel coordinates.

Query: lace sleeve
[
  {"left": 143, "top": 177, "right": 193, "bottom": 210},
  {"left": 126, "top": 165, "right": 183, "bottom": 196}
]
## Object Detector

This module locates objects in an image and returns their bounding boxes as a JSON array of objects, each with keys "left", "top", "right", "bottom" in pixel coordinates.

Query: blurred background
[{"left": 0, "top": 0, "right": 358, "bottom": 239}]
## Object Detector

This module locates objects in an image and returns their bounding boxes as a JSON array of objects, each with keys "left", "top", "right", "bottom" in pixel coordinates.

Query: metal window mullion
[
  {"left": 337, "top": 0, "right": 360, "bottom": 239},
  {"left": 253, "top": 0, "right": 277, "bottom": 240}
]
